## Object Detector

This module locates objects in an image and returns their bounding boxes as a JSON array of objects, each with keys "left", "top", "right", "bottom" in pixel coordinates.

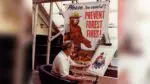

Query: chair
[{"left": 39, "top": 64, "right": 77, "bottom": 84}]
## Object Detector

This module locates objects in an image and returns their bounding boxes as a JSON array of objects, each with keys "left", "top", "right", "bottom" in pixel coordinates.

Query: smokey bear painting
[
  {"left": 64, "top": 12, "right": 93, "bottom": 63},
  {"left": 92, "top": 52, "right": 105, "bottom": 69},
  {"left": 64, "top": 12, "right": 92, "bottom": 49}
]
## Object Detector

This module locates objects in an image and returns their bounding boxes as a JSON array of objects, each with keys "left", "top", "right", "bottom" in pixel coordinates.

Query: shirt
[{"left": 52, "top": 51, "right": 75, "bottom": 77}]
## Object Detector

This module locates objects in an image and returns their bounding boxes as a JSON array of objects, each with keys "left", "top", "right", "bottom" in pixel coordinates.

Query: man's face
[{"left": 68, "top": 44, "right": 75, "bottom": 55}]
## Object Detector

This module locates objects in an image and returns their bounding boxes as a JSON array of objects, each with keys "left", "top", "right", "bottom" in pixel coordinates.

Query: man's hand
[
  {"left": 75, "top": 76, "right": 87, "bottom": 81},
  {"left": 66, "top": 75, "right": 87, "bottom": 82}
]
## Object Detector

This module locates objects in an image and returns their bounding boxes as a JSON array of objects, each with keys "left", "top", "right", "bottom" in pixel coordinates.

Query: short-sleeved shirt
[{"left": 51, "top": 51, "right": 75, "bottom": 77}]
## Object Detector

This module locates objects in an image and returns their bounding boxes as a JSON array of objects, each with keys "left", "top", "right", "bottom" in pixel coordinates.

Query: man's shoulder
[
  {"left": 57, "top": 51, "right": 64, "bottom": 56},
  {"left": 56, "top": 51, "right": 66, "bottom": 59}
]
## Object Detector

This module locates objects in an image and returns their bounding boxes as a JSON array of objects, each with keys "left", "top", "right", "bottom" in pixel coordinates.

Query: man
[{"left": 51, "top": 41, "right": 90, "bottom": 82}]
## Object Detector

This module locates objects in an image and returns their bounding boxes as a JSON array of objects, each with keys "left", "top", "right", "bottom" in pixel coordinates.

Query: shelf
[
  {"left": 36, "top": 44, "right": 47, "bottom": 46},
  {"left": 36, "top": 54, "right": 47, "bottom": 56}
]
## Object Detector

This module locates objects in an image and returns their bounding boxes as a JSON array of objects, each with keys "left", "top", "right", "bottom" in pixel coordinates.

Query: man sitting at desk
[{"left": 51, "top": 41, "right": 90, "bottom": 82}]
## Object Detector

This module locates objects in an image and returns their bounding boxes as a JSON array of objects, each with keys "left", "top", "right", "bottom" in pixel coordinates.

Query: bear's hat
[{"left": 70, "top": 12, "right": 81, "bottom": 18}]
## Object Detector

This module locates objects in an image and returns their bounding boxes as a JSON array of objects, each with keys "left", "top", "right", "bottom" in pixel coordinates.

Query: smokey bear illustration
[
  {"left": 64, "top": 12, "right": 92, "bottom": 48},
  {"left": 92, "top": 52, "right": 105, "bottom": 69}
]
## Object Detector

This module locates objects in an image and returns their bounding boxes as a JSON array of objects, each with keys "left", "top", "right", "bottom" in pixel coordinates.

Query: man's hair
[{"left": 62, "top": 41, "right": 73, "bottom": 50}]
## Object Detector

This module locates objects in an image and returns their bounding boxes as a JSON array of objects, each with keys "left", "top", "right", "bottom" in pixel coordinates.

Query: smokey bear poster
[{"left": 64, "top": 1, "right": 109, "bottom": 51}]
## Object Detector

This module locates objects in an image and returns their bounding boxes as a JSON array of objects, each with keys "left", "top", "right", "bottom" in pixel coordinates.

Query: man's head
[{"left": 62, "top": 41, "right": 75, "bottom": 56}]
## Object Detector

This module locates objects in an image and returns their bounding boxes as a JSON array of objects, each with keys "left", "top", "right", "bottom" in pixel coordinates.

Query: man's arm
[
  {"left": 72, "top": 63, "right": 90, "bottom": 68},
  {"left": 64, "top": 75, "right": 86, "bottom": 81}
]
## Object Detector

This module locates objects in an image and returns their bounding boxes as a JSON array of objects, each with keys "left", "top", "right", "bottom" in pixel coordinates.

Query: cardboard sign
[{"left": 64, "top": 1, "right": 109, "bottom": 50}]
